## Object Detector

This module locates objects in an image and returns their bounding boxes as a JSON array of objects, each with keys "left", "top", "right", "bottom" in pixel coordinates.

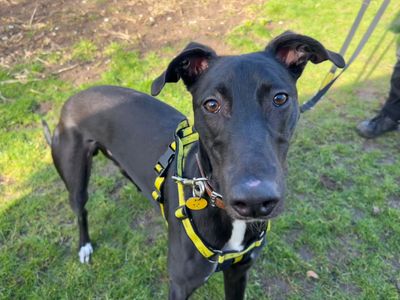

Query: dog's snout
[
  {"left": 230, "top": 180, "right": 281, "bottom": 218},
  {"left": 232, "top": 197, "right": 279, "bottom": 218}
]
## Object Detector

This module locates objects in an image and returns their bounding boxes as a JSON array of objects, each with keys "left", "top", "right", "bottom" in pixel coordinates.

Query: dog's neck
[{"left": 181, "top": 142, "right": 264, "bottom": 250}]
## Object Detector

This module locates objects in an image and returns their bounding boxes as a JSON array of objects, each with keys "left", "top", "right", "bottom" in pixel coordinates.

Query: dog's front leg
[
  {"left": 168, "top": 256, "right": 216, "bottom": 300},
  {"left": 223, "top": 259, "right": 253, "bottom": 300},
  {"left": 168, "top": 278, "right": 203, "bottom": 300}
]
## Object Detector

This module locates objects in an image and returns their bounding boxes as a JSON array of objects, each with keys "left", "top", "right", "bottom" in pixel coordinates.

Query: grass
[
  {"left": 1, "top": 0, "right": 400, "bottom": 299},
  {"left": 72, "top": 39, "right": 99, "bottom": 63}
]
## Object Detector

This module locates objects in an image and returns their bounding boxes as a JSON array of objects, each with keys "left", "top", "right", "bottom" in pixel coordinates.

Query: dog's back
[{"left": 53, "top": 85, "right": 184, "bottom": 198}]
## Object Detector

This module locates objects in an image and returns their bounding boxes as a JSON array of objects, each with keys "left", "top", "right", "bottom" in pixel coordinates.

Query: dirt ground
[{"left": 1, "top": 0, "right": 262, "bottom": 84}]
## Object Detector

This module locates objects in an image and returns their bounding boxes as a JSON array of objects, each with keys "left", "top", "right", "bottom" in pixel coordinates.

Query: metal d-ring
[{"left": 193, "top": 180, "right": 206, "bottom": 198}]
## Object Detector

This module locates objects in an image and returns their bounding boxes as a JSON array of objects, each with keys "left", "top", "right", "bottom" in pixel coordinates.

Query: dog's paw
[{"left": 79, "top": 243, "right": 93, "bottom": 263}]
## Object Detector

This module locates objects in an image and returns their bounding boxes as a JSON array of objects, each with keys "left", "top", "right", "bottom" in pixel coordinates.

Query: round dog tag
[{"left": 185, "top": 197, "right": 208, "bottom": 210}]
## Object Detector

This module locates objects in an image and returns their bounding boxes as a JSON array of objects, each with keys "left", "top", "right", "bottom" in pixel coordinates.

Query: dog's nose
[{"left": 230, "top": 180, "right": 281, "bottom": 218}]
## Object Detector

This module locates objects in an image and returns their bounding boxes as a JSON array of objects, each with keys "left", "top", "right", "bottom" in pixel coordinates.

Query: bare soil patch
[
  {"left": 263, "top": 276, "right": 291, "bottom": 300},
  {"left": 1, "top": 0, "right": 262, "bottom": 84}
]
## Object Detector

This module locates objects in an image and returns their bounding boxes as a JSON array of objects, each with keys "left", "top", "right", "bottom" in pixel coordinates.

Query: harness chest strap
[
  {"left": 152, "top": 121, "right": 198, "bottom": 218},
  {"left": 152, "top": 119, "right": 271, "bottom": 266}
]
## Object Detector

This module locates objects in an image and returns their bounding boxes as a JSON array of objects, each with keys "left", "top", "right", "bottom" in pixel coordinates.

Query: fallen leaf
[
  {"left": 306, "top": 270, "right": 319, "bottom": 280},
  {"left": 372, "top": 206, "right": 381, "bottom": 215}
]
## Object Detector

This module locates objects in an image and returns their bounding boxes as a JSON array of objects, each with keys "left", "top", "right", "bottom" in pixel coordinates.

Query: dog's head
[{"left": 152, "top": 32, "right": 344, "bottom": 222}]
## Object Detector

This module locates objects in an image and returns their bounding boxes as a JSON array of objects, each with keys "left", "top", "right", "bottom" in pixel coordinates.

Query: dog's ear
[
  {"left": 151, "top": 42, "right": 217, "bottom": 96},
  {"left": 265, "top": 31, "right": 345, "bottom": 79}
]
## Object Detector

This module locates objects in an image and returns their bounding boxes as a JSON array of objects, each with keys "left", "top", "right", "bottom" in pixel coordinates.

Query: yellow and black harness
[{"left": 152, "top": 119, "right": 270, "bottom": 271}]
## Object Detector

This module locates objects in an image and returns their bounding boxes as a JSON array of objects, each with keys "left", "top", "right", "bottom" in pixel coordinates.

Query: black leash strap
[
  {"left": 300, "top": 0, "right": 391, "bottom": 113},
  {"left": 357, "top": 32, "right": 396, "bottom": 83},
  {"left": 329, "top": 0, "right": 371, "bottom": 75},
  {"left": 355, "top": 28, "right": 390, "bottom": 83}
]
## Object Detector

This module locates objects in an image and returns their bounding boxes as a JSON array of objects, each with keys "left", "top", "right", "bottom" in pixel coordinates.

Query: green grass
[
  {"left": 1, "top": 0, "right": 400, "bottom": 299},
  {"left": 72, "top": 39, "right": 98, "bottom": 63}
]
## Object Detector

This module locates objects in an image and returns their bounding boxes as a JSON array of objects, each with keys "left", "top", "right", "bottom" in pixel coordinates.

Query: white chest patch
[{"left": 223, "top": 220, "right": 247, "bottom": 252}]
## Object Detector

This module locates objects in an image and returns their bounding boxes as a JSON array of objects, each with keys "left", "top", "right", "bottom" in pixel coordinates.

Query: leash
[
  {"left": 356, "top": 33, "right": 396, "bottom": 83},
  {"left": 152, "top": 119, "right": 270, "bottom": 271},
  {"left": 300, "top": 0, "right": 391, "bottom": 113},
  {"left": 320, "top": 0, "right": 371, "bottom": 88},
  {"left": 355, "top": 28, "right": 390, "bottom": 83}
]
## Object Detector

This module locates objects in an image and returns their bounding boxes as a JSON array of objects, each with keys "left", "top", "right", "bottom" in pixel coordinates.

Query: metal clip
[
  {"left": 211, "top": 191, "right": 223, "bottom": 200},
  {"left": 206, "top": 249, "right": 223, "bottom": 264},
  {"left": 172, "top": 176, "right": 207, "bottom": 185},
  {"left": 172, "top": 176, "right": 208, "bottom": 198},
  {"left": 209, "top": 191, "right": 223, "bottom": 207}
]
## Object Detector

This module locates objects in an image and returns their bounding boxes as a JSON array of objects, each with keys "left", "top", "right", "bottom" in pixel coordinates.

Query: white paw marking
[
  {"left": 79, "top": 243, "right": 93, "bottom": 263},
  {"left": 223, "top": 220, "right": 246, "bottom": 252}
]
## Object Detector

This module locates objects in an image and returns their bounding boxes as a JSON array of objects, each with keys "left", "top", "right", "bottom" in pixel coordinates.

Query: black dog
[{"left": 46, "top": 32, "right": 344, "bottom": 299}]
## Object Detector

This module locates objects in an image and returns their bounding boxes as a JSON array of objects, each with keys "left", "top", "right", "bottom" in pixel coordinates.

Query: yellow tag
[{"left": 185, "top": 197, "right": 208, "bottom": 210}]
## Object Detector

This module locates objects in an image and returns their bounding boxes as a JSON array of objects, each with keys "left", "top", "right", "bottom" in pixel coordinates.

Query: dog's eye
[
  {"left": 203, "top": 99, "right": 221, "bottom": 113},
  {"left": 273, "top": 93, "right": 288, "bottom": 106}
]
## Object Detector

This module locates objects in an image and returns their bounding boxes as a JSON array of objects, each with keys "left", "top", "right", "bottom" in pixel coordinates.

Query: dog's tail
[{"left": 41, "top": 119, "right": 52, "bottom": 146}]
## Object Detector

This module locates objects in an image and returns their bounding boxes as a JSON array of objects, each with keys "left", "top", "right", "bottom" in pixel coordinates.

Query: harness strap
[
  {"left": 152, "top": 120, "right": 198, "bottom": 219},
  {"left": 152, "top": 141, "right": 177, "bottom": 220},
  {"left": 176, "top": 181, "right": 216, "bottom": 258},
  {"left": 152, "top": 119, "right": 271, "bottom": 270}
]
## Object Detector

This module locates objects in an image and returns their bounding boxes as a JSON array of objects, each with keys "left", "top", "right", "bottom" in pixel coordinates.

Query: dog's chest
[{"left": 223, "top": 220, "right": 247, "bottom": 252}]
